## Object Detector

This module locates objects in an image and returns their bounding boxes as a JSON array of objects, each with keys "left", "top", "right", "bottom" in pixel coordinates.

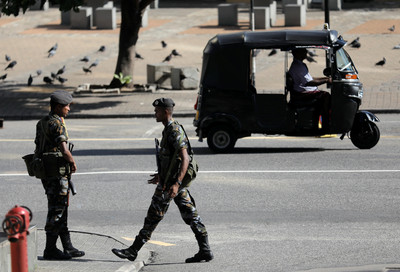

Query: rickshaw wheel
[
  {"left": 350, "top": 121, "right": 380, "bottom": 149},
  {"left": 207, "top": 125, "right": 237, "bottom": 153}
]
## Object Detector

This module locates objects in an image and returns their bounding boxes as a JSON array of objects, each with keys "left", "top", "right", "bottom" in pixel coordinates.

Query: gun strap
[{"left": 164, "top": 127, "right": 184, "bottom": 185}]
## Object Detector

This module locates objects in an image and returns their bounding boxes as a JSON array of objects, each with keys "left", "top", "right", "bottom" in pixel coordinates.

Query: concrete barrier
[
  {"left": 71, "top": 7, "right": 93, "bottom": 29},
  {"left": 60, "top": 10, "right": 71, "bottom": 25},
  {"left": 285, "top": 4, "right": 306, "bottom": 27},
  {"left": 0, "top": 226, "right": 37, "bottom": 272},
  {"left": 147, "top": 64, "right": 173, "bottom": 88},
  {"left": 254, "top": 7, "right": 270, "bottom": 29},
  {"left": 95, "top": 7, "right": 117, "bottom": 29},
  {"left": 30, "top": 0, "right": 49, "bottom": 11},
  {"left": 282, "top": 0, "right": 302, "bottom": 12},
  {"left": 218, "top": 3, "right": 238, "bottom": 26},
  {"left": 171, "top": 67, "right": 199, "bottom": 90},
  {"left": 322, "top": 0, "right": 342, "bottom": 10},
  {"left": 86, "top": 0, "right": 109, "bottom": 26},
  {"left": 269, "top": 1, "right": 277, "bottom": 26},
  {"left": 150, "top": 0, "right": 159, "bottom": 9}
]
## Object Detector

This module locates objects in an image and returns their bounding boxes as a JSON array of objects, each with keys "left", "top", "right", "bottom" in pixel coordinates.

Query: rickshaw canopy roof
[{"left": 204, "top": 30, "right": 339, "bottom": 52}]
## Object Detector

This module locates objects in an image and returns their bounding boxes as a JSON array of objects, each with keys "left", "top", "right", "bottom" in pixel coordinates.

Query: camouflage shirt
[
  {"left": 159, "top": 120, "right": 190, "bottom": 183},
  {"left": 34, "top": 112, "right": 68, "bottom": 154}
]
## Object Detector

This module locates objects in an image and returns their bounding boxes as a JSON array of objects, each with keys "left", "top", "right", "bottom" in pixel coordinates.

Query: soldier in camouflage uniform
[
  {"left": 35, "top": 90, "right": 85, "bottom": 260},
  {"left": 112, "top": 98, "right": 213, "bottom": 263}
]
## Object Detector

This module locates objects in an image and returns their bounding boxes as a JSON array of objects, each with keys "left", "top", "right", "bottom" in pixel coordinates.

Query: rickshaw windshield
[{"left": 336, "top": 48, "right": 357, "bottom": 73}]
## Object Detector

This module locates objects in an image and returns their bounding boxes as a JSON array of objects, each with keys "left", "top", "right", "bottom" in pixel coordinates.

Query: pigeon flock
[{"left": 1, "top": 40, "right": 186, "bottom": 87}]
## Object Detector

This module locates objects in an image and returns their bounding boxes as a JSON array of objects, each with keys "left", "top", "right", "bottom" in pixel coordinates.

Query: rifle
[{"left": 68, "top": 142, "right": 77, "bottom": 195}]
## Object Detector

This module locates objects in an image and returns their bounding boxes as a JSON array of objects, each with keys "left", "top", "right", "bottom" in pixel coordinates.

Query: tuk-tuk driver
[{"left": 288, "top": 48, "right": 331, "bottom": 128}]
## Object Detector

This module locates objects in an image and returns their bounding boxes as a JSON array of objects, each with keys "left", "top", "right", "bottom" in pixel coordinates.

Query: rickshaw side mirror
[{"left": 323, "top": 68, "right": 331, "bottom": 77}]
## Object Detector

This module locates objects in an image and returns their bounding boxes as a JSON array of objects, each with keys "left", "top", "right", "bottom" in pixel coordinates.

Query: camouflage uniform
[
  {"left": 138, "top": 120, "right": 207, "bottom": 242},
  {"left": 35, "top": 112, "right": 70, "bottom": 236},
  {"left": 112, "top": 98, "right": 213, "bottom": 263}
]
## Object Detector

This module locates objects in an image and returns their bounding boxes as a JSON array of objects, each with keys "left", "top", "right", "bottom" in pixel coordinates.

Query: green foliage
[
  {"left": 1, "top": 0, "right": 83, "bottom": 16},
  {"left": 113, "top": 72, "right": 132, "bottom": 85}
]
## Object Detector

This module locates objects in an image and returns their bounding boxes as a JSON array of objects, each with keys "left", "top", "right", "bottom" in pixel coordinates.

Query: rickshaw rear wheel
[
  {"left": 207, "top": 125, "right": 237, "bottom": 153},
  {"left": 350, "top": 121, "right": 380, "bottom": 149}
]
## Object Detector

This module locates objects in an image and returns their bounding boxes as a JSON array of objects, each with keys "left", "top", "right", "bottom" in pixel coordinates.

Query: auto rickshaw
[{"left": 193, "top": 28, "right": 380, "bottom": 153}]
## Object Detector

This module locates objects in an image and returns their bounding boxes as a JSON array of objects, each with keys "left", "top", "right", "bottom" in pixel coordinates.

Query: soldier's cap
[
  {"left": 152, "top": 98, "right": 175, "bottom": 108},
  {"left": 50, "top": 90, "right": 73, "bottom": 105}
]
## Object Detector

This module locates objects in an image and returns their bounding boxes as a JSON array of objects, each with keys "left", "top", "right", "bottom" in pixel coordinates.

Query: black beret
[
  {"left": 50, "top": 90, "right": 73, "bottom": 105},
  {"left": 152, "top": 98, "right": 175, "bottom": 108}
]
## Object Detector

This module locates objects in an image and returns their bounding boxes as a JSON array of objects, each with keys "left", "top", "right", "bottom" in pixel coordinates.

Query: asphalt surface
[{"left": 0, "top": 1, "right": 400, "bottom": 271}]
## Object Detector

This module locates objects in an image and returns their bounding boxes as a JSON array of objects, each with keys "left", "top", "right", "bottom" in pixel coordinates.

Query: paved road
[{"left": 1, "top": 115, "right": 400, "bottom": 271}]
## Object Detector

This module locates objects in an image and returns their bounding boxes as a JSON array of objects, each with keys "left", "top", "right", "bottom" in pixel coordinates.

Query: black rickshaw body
[{"left": 194, "top": 29, "right": 380, "bottom": 152}]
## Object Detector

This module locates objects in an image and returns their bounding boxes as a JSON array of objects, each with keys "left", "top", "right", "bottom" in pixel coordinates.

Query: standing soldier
[
  {"left": 35, "top": 90, "right": 85, "bottom": 260},
  {"left": 112, "top": 98, "right": 213, "bottom": 263}
]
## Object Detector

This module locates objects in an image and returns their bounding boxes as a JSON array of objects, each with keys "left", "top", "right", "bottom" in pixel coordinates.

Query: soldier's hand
[
  {"left": 147, "top": 173, "right": 159, "bottom": 184},
  {"left": 168, "top": 183, "right": 179, "bottom": 199},
  {"left": 70, "top": 162, "right": 77, "bottom": 173}
]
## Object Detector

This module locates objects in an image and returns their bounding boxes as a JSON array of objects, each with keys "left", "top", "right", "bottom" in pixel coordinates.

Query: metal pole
[
  {"left": 324, "top": 0, "right": 330, "bottom": 26},
  {"left": 250, "top": 0, "right": 256, "bottom": 85}
]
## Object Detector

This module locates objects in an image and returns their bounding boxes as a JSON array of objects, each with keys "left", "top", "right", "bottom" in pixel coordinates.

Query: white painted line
[{"left": 1, "top": 169, "right": 399, "bottom": 177}]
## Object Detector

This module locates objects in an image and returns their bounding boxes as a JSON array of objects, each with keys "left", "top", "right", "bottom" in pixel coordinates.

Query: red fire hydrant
[{"left": 2, "top": 205, "right": 32, "bottom": 272}]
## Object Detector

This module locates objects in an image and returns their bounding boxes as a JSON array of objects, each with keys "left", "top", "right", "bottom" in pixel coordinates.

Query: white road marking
[{"left": 1, "top": 169, "right": 399, "bottom": 177}]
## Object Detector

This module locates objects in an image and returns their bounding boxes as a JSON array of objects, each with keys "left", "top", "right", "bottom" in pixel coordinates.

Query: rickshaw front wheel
[
  {"left": 350, "top": 121, "right": 380, "bottom": 149},
  {"left": 207, "top": 125, "right": 237, "bottom": 153}
]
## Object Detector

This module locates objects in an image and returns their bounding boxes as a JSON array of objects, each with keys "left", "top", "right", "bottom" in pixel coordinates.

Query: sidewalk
[{"left": 35, "top": 229, "right": 152, "bottom": 272}]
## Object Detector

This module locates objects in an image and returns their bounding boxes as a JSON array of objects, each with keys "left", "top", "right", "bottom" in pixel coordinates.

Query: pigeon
[
  {"left": 268, "top": 49, "right": 277, "bottom": 56},
  {"left": 80, "top": 56, "right": 90, "bottom": 62},
  {"left": 349, "top": 37, "right": 359, "bottom": 47},
  {"left": 350, "top": 40, "right": 361, "bottom": 48},
  {"left": 375, "top": 57, "right": 386, "bottom": 66},
  {"left": 27, "top": 74, "right": 33, "bottom": 86},
  {"left": 48, "top": 49, "right": 56, "bottom": 58},
  {"left": 161, "top": 40, "right": 167, "bottom": 48},
  {"left": 162, "top": 54, "right": 172, "bottom": 62},
  {"left": 57, "top": 76, "right": 68, "bottom": 84},
  {"left": 5, "top": 54, "right": 11, "bottom": 62},
  {"left": 388, "top": 25, "right": 395, "bottom": 32},
  {"left": 0, "top": 73, "right": 7, "bottom": 80},
  {"left": 43, "top": 76, "right": 53, "bottom": 84},
  {"left": 36, "top": 69, "right": 42, "bottom": 76},
  {"left": 56, "top": 65, "right": 66, "bottom": 76},
  {"left": 171, "top": 49, "right": 182, "bottom": 57},
  {"left": 83, "top": 67, "right": 92, "bottom": 74},
  {"left": 98, "top": 45, "right": 106, "bottom": 52},
  {"left": 306, "top": 56, "right": 317, "bottom": 63},
  {"left": 393, "top": 44, "right": 400, "bottom": 49},
  {"left": 307, "top": 49, "right": 318, "bottom": 57},
  {"left": 51, "top": 72, "right": 57, "bottom": 79},
  {"left": 5, "top": 60, "right": 17, "bottom": 70},
  {"left": 48, "top": 43, "right": 58, "bottom": 53},
  {"left": 89, "top": 59, "right": 99, "bottom": 69},
  {"left": 135, "top": 52, "right": 144, "bottom": 59}
]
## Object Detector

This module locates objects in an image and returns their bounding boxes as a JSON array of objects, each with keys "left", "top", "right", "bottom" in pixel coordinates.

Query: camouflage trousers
[
  {"left": 42, "top": 177, "right": 69, "bottom": 236},
  {"left": 138, "top": 184, "right": 208, "bottom": 242}
]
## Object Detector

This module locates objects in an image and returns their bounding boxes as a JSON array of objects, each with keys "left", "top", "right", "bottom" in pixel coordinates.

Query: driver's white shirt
[{"left": 288, "top": 59, "right": 318, "bottom": 93}]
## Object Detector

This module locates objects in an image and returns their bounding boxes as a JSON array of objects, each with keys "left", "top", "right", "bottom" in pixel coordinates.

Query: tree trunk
[{"left": 109, "top": 0, "right": 154, "bottom": 88}]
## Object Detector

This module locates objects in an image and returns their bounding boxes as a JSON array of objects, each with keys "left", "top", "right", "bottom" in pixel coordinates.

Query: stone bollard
[
  {"left": 218, "top": 4, "right": 238, "bottom": 26},
  {"left": 285, "top": 4, "right": 306, "bottom": 27},
  {"left": 70, "top": 7, "right": 93, "bottom": 29},
  {"left": 147, "top": 64, "right": 173, "bottom": 88},
  {"left": 171, "top": 67, "right": 200, "bottom": 90}
]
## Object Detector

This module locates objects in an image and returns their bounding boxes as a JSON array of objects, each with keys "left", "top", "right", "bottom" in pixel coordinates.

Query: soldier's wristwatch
[{"left": 176, "top": 180, "right": 182, "bottom": 186}]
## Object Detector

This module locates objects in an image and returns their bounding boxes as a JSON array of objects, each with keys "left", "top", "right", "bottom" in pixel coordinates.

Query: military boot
[
  {"left": 59, "top": 232, "right": 85, "bottom": 258},
  {"left": 112, "top": 235, "right": 144, "bottom": 262},
  {"left": 43, "top": 233, "right": 72, "bottom": 260},
  {"left": 185, "top": 235, "right": 214, "bottom": 263}
]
